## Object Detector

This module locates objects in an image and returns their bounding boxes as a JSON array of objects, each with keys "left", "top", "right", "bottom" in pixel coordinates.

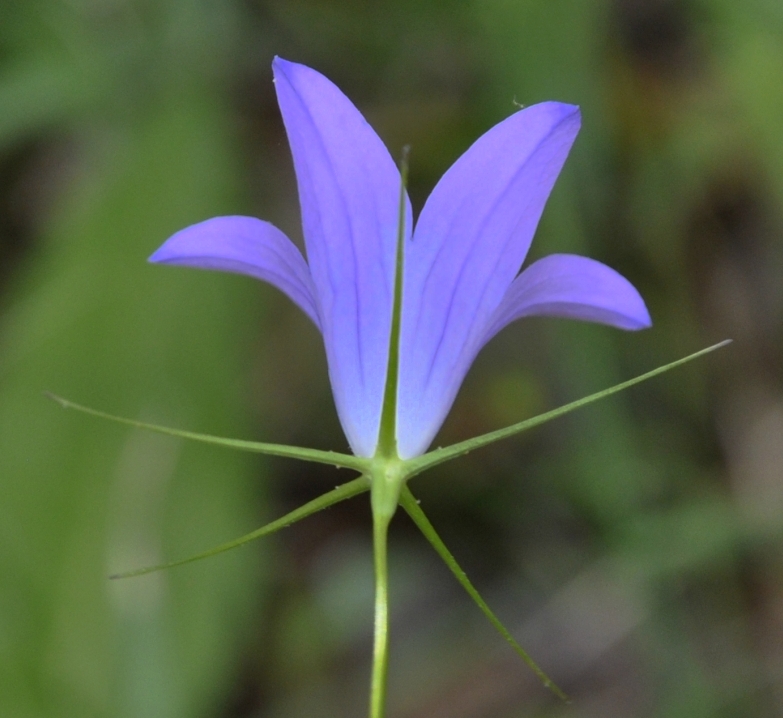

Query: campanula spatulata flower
[{"left": 149, "top": 57, "right": 651, "bottom": 460}]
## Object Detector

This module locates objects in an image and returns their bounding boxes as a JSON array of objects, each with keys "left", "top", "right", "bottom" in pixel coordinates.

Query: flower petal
[
  {"left": 397, "top": 102, "right": 580, "bottom": 459},
  {"left": 273, "top": 58, "right": 411, "bottom": 457},
  {"left": 149, "top": 215, "right": 321, "bottom": 327},
  {"left": 482, "top": 254, "right": 652, "bottom": 342}
]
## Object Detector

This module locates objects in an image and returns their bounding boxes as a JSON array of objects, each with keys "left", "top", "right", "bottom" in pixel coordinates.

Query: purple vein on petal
[
  {"left": 273, "top": 58, "right": 409, "bottom": 457},
  {"left": 283, "top": 86, "right": 364, "bottom": 387},
  {"left": 149, "top": 215, "right": 322, "bottom": 327},
  {"left": 482, "top": 254, "right": 652, "bottom": 342},
  {"left": 396, "top": 102, "right": 580, "bottom": 459},
  {"left": 424, "top": 115, "right": 576, "bottom": 380},
  {"left": 418, "top": 170, "right": 548, "bottom": 390},
  {"left": 276, "top": 65, "right": 367, "bottom": 437}
]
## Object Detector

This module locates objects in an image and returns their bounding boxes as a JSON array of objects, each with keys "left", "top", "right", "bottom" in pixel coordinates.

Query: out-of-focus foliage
[
  {"left": 1, "top": 1, "right": 782, "bottom": 717},
  {"left": 0, "top": 2, "right": 264, "bottom": 717}
]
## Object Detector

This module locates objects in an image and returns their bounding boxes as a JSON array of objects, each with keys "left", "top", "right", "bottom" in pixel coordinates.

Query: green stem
[{"left": 369, "top": 510, "right": 392, "bottom": 718}]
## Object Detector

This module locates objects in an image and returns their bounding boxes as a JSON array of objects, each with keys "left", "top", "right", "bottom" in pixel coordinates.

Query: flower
[{"left": 149, "top": 57, "right": 651, "bottom": 460}]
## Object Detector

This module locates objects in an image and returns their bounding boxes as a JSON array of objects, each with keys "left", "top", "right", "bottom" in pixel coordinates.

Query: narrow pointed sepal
[
  {"left": 399, "top": 486, "right": 569, "bottom": 702},
  {"left": 45, "top": 393, "right": 370, "bottom": 472},
  {"left": 111, "top": 476, "right": 370, "bottom": 579},
  {"left": 405, "top": 341, "right": 731, "bottom": 477}
]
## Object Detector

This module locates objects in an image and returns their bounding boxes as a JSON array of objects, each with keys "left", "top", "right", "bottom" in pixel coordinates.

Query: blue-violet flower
[{"left": 150, "top": 57, "right": 651, "bottom": 460}]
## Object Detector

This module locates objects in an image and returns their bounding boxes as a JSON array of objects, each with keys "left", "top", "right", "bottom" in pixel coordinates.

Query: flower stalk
[{"left": 370, "top": 499, "right": 392, "bottom": 718}]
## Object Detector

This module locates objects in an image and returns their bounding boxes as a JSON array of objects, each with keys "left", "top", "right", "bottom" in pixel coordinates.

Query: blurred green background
[{"left": 1, "top": 0, "right": 782, "bottom": 716}]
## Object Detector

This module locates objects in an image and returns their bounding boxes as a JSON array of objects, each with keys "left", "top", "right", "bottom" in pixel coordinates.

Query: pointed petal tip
[
  {"left": 271, "top": 55, "right": 289, "bottom": 73},
  {"left": 519, "top": 101, "right": 580, "bottom": 129},
  {"left": 632, "top": 305, "right": 653, "bottom": 330},
  {"left": 148, "top": 241, "right": 176, "bottom": 264},
  {"left": 272, "top": 56, "right": 315, "bottom": 86},
  {"left": 539, "top": 100, "right": 580, "bottom": 116},
  {"left": 148, "top": 242, "right": 174, "bottom": 264}
]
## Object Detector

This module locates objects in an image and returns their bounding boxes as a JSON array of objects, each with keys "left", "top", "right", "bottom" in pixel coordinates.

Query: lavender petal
[
  {"left": 482, "top": 254, "right": 652, "bottom": 343},
  {"left": 397, "top": 102, "right": 580, "bottom": 458},
  {"left": 273, "top": 58, "right": 412, "bottom": 457},
  {"left": 149, "top": 215, "right": 321, "bottom": 327}
]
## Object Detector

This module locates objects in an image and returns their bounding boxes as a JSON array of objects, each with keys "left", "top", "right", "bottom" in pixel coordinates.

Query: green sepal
[
  {"left": 405, "top": 340, "right": 731, "bottom": 478},
  {"left": 46, "top": 392, "right": 369, "bottom": 472},
  {"left": 399, "top": 485, "right": 569, "bottom": 702},
  {"left": 110, "top": 475, "right": 370, "bottom": 579}
]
